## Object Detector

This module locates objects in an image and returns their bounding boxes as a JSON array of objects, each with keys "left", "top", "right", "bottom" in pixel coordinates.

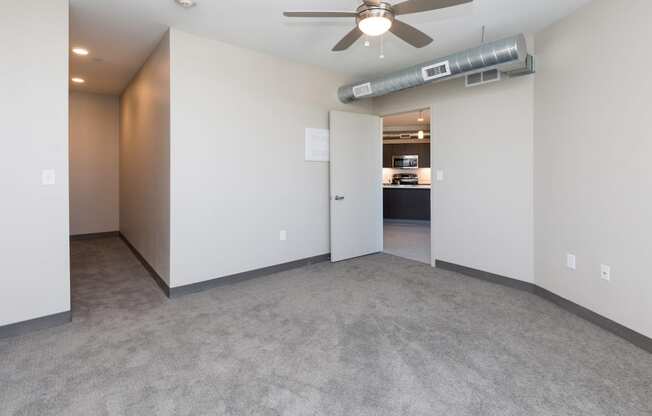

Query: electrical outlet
[
  {"left": 279, "top": 230, "right": 287, "bottom": 241},
  {"left": 566, "top": 254, "right": 576, "bottom": 270},
  {"left": 600, "top": 264, "right": 611, "bottom": 281}
]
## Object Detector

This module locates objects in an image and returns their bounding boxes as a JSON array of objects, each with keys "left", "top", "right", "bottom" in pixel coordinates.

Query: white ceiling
[{"left": 69, "top": 0, "right": 592, "bottom": 95}]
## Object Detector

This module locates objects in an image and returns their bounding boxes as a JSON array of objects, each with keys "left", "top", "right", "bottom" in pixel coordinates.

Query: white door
[{"left": 330, "top": 110, "right": 383, "bottom": 262}]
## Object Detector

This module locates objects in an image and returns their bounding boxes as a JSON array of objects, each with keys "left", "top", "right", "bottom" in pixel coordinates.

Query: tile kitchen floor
[{"left": 383, "top": 220, "right": 430, "bottom": 264}]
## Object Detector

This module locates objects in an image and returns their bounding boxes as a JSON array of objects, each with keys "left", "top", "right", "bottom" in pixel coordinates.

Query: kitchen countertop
[{"left": 383, "top": 184, "right": 431, "bottom": 189}]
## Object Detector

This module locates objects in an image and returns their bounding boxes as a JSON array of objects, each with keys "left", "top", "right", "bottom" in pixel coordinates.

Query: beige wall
[
  {"left": 374, "top": 74, "right": 535, "bottom": 283},
  {"left": 69, "top": 92, "right": 119, "bottom": 235},
  {"left": 534, "top": 0, "right": 652, "bottom": 337},
  {"left": 120, "top": 32, "right": 171, "bottom": 284},
  {"left": 168, "top": 29, "right": 372, "bottom": 287},
  {"left": 0, "top": 0, "right": 70, "bottom": 326}
]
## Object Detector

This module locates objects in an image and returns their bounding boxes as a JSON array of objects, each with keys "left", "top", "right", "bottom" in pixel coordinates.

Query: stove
[{"left": 392, "top": 173, "right": 419, "bottom": 185}]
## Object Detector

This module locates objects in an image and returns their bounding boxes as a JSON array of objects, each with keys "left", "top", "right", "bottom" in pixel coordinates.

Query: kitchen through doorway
[{"left": 382, "top": 109, "right": 431, "bottom": 264}]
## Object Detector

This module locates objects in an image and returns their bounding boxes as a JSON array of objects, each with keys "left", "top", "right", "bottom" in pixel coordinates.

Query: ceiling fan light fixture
[
  {"left": 358, "top": 16, "right": 392, "bottom": 37},
  {"left": 283, "top": 0, "right": 466, "bottom": 51}
]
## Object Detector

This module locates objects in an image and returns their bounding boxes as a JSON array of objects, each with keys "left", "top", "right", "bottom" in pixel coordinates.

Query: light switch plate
[
  {"left": 600, "top": 264, "right": 611, "bottom": 281},
  {"left": 42, "top": 169, "right": 56, "bottom": 185},
  {"left": 279, "top": 230, "right": 287, "bottom": 241},
  {"left": 436, "top": 170, "right": 444, "bottom": 182},
  {"left": 566, "top": 254, "right": 576, "bottom": 270}
]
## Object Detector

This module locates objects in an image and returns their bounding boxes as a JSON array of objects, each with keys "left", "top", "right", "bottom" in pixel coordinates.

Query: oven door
[{"left": 392, "top": 155, "right": 419, "bottom": 169}]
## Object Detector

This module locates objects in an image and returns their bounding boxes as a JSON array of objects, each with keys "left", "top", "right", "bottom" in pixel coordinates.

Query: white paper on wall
[{"left": 305, "top": 128, "right": 330, "bottom": 162}]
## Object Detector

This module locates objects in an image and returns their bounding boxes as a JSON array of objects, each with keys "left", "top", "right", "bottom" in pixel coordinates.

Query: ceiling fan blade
[
  {"left": 332, "top": 27, "right": 363, "bottom": 51},
  {"left": 389, "top": 19, "right": 433, "bottom": 48},
  {"left": 363, "top": 0, "right": 382, "bottom": 4},
  {"left": 283, "top": 11, "right": 357, "bottom": 18},
  {"left": 392, "top": 0, "right": 473, "bottom": 16}
]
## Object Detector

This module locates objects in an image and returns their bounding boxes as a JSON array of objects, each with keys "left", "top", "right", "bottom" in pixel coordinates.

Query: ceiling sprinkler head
[{"left": 175, "top": 0, "right": 196, "bottom": 8}]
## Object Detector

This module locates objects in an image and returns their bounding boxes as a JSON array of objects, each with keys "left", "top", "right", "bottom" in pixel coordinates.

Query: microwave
[{"left": 392, "top": 155, "right": 419, "bottom": 169}]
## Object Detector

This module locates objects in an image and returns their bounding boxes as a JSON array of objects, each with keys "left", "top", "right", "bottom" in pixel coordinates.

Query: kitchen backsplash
[{"left": 383, "top": 168, "right": 432, "bottom": 184}]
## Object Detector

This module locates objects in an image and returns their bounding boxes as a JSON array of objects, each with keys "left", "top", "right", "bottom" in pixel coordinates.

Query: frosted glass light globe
[{"left": 358, "top": 16, "right": 392, "bottom": 37}]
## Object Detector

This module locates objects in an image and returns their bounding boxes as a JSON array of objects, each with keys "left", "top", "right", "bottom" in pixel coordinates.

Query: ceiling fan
[{"left": 283, "top": 0, "right": 473, "bottom": 51}]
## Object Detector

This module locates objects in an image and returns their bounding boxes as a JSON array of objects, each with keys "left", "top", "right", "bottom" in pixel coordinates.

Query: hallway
[{"left": 70, "top": 237, "right": 166, "bottom": 320}]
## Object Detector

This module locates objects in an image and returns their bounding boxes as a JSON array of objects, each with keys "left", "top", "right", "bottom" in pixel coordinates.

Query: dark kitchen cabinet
[
  {"left": 383, "top": 188, "right": 431, "bottom": 220},
  {"left": 383, "top": 144, "right": 394, "bottom": 168},
  {"left": 383, "top": 143, "right": 430, "bottom": 168}
]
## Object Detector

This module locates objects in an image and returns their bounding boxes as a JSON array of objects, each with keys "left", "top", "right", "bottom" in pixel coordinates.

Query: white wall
[
  {"left": 374, "top": 72, "right": 535, "bottom": 283},
  {"left": 69, "top": 92, "right": 119, "bottom": 235},
  {"left": 169, "top": 29, "right": 372, "bottom": 287},
  {"left": 0, "top": 0, "right": 70, "bottom": 326},
  {"left": 534, "top": 0, "right": 652, "bottom": 337},
  {"left": 120, "top": 32, "right": 171, "bottom": 284}
]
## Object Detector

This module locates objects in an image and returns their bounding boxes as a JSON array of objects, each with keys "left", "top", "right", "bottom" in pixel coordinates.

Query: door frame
[{"left": 380, "top": 105, "right": 435, "bottom": 267}]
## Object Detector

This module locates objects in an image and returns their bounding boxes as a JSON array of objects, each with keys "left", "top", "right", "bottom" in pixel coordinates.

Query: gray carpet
[{"left": 0, "top": 237, "right": 650, "bottom": 416}]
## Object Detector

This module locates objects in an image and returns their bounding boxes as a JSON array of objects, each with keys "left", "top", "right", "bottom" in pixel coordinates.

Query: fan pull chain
[{"left": 379, "top": 34, "right": 385, "bottom": 59}]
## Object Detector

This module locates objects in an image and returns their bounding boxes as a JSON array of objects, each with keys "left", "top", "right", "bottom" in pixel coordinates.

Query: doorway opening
[{"left": 381, "top": 109, "right": 432, "bottom": 264}]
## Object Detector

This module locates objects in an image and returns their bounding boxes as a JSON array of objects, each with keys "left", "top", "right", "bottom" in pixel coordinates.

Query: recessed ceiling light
[
  {"left": 71, "top": 77, "right": 85, "bottom": 84},
  {"left": 175, "top": 0, "right": 196, "bottom": 8},
  {"left": 72, "top": 47, "right": 89, "bottom": 56}
]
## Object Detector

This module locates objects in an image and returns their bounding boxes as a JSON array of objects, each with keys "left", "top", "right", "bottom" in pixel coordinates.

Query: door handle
[{"left": 334, "top": 195, "right": 345, "bottom": 201}]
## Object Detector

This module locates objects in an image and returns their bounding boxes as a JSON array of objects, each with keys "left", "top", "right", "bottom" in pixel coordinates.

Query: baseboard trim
[
  {"left": 119, "top": 233, "right": 170, "bottom": 297},
  {"left": 0, "top": 310, "right": 71, "bottom": 339},
  {"left": 118, "top": 233, "right": 330, "bottom": 299},
  {"left": 435, "top": 260, "right": 652, "bottom": 354},
  {"left": 169, "top": 254, "right": 331, "bottom": 298},
  {"left": 533, "top": 287, "right": 652, "bottom": 354},
  {"left": 436, "top": 260, "right": 537, "bottom": 293},
  {"left": 70, "top": 231, "right": 120, "bottom": 240}
]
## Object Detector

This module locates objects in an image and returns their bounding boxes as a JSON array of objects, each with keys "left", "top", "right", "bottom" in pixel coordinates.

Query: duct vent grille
[
  {"left": 421, "top": 61, "right": 451, "bottom": 81},
  {"left": 466, "top": 72, "right": 482, "bottom": 86},
  {"left": 352, "top": 82, "right": 373, "bottom": 98},
  {"left": 466, "top": 69, "right": 501, "bottom": 87}
]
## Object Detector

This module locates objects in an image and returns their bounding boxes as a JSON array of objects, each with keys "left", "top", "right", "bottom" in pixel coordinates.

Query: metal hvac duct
[{"left": 338, "top": 34, "right": 528, "bottom": 103}]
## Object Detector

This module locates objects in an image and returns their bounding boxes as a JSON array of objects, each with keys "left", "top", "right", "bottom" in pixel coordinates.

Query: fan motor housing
[{"left": 355, "top": 2, "right": 395, "bottom": 25}]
